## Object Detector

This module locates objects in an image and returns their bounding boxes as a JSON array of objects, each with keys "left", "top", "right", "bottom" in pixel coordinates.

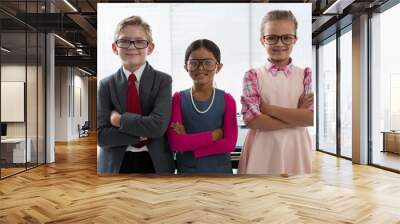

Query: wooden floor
[
  {"left": 0, "top": 167, "right": 26, "bottom": 178},
  {"left": 1, "top": 135, "right": 400, "bottom": 223},
  {"left": 373, "top": 150, "right": 400, "bottom": 171},
  {"left": 1, "top": 163, "right": 46, "bottom": 178}
]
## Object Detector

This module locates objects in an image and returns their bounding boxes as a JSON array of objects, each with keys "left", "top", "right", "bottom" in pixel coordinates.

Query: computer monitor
[{"left": 1, "top": 123, "right": 7, "bottom": 137}]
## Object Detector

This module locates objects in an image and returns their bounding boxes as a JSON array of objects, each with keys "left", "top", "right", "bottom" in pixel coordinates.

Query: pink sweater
[{"left": 167, "top": 91, "right": 238, "bottom": 159}]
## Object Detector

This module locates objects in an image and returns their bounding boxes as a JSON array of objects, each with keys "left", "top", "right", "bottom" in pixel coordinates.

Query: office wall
[
  {"left": 88, "top": 77, "right": 97, "bottom": 132},
  {"left": 1, "top": 82, "right": 24, "bottom": 122},
  {"left": 55, "top": 67, "right": 69, "bottom": 141},
  {"left": 54, "top": 67, "right": 89, "bottom": 141},
  {"left": 1, "top": 65, "right": 43, "bottom": 139},
  {"left": 73, "top": 72, "right": 89, "bottom": 138}
]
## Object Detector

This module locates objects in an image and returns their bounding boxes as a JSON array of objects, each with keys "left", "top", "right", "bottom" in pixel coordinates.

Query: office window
[
  {"left": 317, "top": 37, "right": 337, "bottom": 155},
  {"left": 311, "top": 45, "right": 317, "bottom": 150},
  {"left": 340, "top": 29, "right": 352, "bottom": 158},
  {"left": 371, "top": 3, "right": 400, "bottom": 171}
]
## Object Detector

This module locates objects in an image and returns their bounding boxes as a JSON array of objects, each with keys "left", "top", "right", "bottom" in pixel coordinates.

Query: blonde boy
[{"left": 97, "top": 16, "right": 175, "bottom": 174}]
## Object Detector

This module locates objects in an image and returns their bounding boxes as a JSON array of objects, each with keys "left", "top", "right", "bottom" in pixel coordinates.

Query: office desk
[
  {"left": 1, "top": 138, "right": 32, "bottom": 164},
  {"left": 381, "top": 131, "right": 400, "bottom": 154}
]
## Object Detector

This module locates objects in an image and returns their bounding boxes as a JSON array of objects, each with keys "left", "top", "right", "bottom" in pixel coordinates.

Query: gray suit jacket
[{"left": 97, "top": 63, "right": 175, "bottom": 174}]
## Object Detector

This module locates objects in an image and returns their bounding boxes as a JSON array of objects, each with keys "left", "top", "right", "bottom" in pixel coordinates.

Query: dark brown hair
[{"left": 184, "top": 39, "right": 221, "bottom": 63}]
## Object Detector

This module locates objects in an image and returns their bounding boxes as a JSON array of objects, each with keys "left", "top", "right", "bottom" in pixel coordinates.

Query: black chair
[{"left": 79, "top": 121, "right": 90, "bottom": 138}]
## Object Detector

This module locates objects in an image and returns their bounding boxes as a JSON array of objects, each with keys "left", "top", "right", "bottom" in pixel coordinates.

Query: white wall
[
  {"left": 72, "top": 73, "right": 89, "bottom": 138},
  {"left": 1, "top": 65, "right": 38, "bottom": 138},
  {"left": 55, "top": 66, "right": 68, "bottom": 141},
  {"left": 54, "top": 67, "right": 89, "bottom": 141},
  {"left": 97, "top": 3, "right": 312, "bottom": 109},
  {"left": 1, "top": 65, "right": 26, "bottom": 141},
  {"left": 1, "top": 64, "right": 46, "bottom": 164}
]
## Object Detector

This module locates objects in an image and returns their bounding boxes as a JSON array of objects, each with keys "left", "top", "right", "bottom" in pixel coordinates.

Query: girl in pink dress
[{"left": 238, "top": 10, "right": 314, "bottom": 176}]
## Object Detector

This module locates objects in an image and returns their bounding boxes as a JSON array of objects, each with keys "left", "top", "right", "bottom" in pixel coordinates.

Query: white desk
[{"left": 1, "top": 138, "right": 32, "bottom": 163}]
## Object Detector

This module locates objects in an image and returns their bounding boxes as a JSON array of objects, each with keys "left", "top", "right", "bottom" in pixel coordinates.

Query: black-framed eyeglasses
[
  {"left": 263, "top": 34, "right": 297, "bottom": 45},
  {"left": 115, "top": 39, "right": 149, "bottom": 49},
  {"left": 186, "top": 59, "right": 219, "bottom": 71}
]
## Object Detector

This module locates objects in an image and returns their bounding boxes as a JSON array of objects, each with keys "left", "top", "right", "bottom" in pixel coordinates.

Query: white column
[
  {"left": 352, "top": 14, "right": 369, "bottom": 164},
  {"left": 46, "top": 33, "right": 55, "bottom": 163},
  {"left": 45, "top": 0, "right": 56, "bottom": 163}
]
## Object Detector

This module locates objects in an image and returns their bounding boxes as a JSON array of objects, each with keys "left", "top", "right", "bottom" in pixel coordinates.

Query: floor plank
[{"left": 1, "top": 134, "right": 400, "bottom": 223}]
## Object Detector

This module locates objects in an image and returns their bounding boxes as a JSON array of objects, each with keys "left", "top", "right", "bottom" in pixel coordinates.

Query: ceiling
[{"left": 0, "top": 0, "right": 392, "bottom": 75}]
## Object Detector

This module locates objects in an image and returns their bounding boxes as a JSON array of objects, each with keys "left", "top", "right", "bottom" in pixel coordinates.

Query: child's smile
[
  {"left": 124, "top": 51, "right": 141, "bottom": 58},
  {"left": 192, "top": 72, "right": 209, "bottom": 83},
  {"left": 271, "top": 46, "right": 289, "bottom": 53}
]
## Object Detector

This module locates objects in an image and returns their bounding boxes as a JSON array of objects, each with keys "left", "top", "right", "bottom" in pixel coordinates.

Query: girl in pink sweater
[{"left": 167, "top": 39, "right": 238, "bottom": 174}]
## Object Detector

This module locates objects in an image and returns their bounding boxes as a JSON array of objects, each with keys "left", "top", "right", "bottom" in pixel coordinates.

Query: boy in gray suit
[{"left": 97, "top": 15, "right": 175, "bottom": 174}]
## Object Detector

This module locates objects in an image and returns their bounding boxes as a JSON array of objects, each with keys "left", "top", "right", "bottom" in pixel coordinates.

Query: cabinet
[{"left": 382, "top": 131, "right": 400, "bottom": 154}]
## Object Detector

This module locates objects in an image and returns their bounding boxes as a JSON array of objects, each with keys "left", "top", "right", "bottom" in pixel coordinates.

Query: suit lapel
[
  {"left": 139, "top": 62, "right": 154, "bottom": 114},
  {"left": 114, "top": 68, "right": 128, "bottom": 113}
]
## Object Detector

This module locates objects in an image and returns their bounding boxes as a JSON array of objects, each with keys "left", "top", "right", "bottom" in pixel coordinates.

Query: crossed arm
[
  {"left": 97, "top": 76, "right": 172, "bottom": 148},
  {"left": 167, "top": 92, "right": 238, "bottom": 158},
  {"left": 97, "top": 80, "right": 140, "bottom": 148},
  {"left": 247, "top": 95, "right": 314, "bottom": 130},
  {"left": 242, "top": 69, "right": 313, "bottom": 131}
]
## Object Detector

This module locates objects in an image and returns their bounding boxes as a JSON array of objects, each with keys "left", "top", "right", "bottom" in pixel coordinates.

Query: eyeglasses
[
  {"left": 115, "top": 39, "right": 149, "bottom": 49},
  {"left": 263, "top": 34, "right": 296, "bottom": 45},
  {"left": 186, "top": 59, "right": 219, "bottom": 71}
]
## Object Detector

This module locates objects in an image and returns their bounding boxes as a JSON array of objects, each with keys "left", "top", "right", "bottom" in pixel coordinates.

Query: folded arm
[
  {"left": 118, "top": 76, "right": 173, "bottom": 138},
  {"left": 262, "top": 67, "right": 314, "bottom": 127},
  {"left": 167, "top": 92, "right": 214, "bottom": 151},
  {"left": 193, "top": 94, "right": 238, "bottom": 158},
  {"left": 97, "top": 80, "right": 140, "bottom": 148},
  {"left": 246, "top": 114, "right": 293, "bottom": 130},
  {"left": 263, "top": 105, "right": 313, "bottom": 127},
  {"left": 241, "top": 69, "right": 294, "bottom": 131}
]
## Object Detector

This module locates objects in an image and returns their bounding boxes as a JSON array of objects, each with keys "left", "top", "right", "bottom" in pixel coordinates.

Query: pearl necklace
[{"left": 190, "top": 87, "right": 215, "bottom": 114}]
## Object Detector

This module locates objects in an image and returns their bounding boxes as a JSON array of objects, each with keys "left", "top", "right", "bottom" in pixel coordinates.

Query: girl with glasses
[
  {"left": 167, "top": 39, "right": 238, "bottom": 174},
  {"left": 239, "top": 10, "right": 314, "bottom": 176}
]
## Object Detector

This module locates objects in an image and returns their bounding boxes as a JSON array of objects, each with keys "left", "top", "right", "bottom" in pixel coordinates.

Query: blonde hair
[
  {"left": 260, "top": 10, "right": 298, "bottom": 37},
  {"left": 114, "top": 15, "right": 153, "bottom": 43}
]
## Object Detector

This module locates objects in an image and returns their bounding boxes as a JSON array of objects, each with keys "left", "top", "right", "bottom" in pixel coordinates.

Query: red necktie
[
  {"left": 127, "top": 73, "right": 142, "bottom": 113},
  {"left": 127, "top": 73, "right": 148, "bottom": 148}
]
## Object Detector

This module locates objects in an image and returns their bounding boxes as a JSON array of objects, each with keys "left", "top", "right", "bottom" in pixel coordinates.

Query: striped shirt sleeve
[
  {"left": 240, "top": 69, "right": 261, "bottom": 124},
  {"left": 303, "top": 67, "right": 314, "bottom": 112}
]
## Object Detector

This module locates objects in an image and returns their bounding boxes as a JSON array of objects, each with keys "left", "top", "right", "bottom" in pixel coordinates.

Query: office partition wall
[{"left": 0, "top": 0, "right": 46, "bottom": 179}]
